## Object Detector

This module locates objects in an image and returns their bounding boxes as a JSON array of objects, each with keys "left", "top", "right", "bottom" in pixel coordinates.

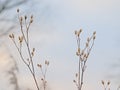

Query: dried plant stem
[
  {"left": 11, "top": 30, "right": 40, "bottom": 90},
  {"left": 9, "top": 9, "right": 40, "bottom": 90},
  {"left": 9, "top": 9, "right": 50, "bottom": 90},
  {"left": 101, "top": 80, "right": 110, "bottom": 90},
  {"left": 73, "top": 29, "right": 96, "bottom": 90},
  {"left": 37, "top": 60, "right": 49, "bottom": 90}
]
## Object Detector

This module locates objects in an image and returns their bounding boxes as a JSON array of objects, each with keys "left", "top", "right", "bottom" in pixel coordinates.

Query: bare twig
[
  {"left": 9, "top": 9, "right": 39, "bottom": 90},
  {"left": 101, "top": 80, "right": 111, "bottom": 90},
  {"left": 37, "top": 60, "right": 49, "bottom": 90},
  {"left": 73, "top": 29, "right": 96, "bottom": 90}
]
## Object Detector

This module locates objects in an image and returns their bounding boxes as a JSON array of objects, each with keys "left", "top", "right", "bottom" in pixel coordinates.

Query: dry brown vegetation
[
  {"left": 73, "top": 29, "right": 96, "bottom": 90},
  {"left": 9, "top": 9, "right": 120, "bottom": 90},
  {"left": 9, "top": 9, "right": 49, "bottom": 90}
]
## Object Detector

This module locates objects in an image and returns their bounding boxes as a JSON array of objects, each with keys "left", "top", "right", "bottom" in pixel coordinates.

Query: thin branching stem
[
  {"left": 9, "top": 10, "right": 40, "bottom": 90},
  {"left": 74, "top": 29, "right": 96, "bottom": 90}
]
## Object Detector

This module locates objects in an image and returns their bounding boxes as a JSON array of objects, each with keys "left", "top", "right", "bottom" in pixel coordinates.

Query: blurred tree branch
[
  {"left": 0, "top": 0, "right": 28, "bottom": 13},
  {"left": 0, "top": 1, "right": 31, "bottom": 90},
  {"left": 0, "top": 25, "right": 15, "bottom": 37},
  {"left": 0, "top": 0, "right": 29, "bottom": 37}
]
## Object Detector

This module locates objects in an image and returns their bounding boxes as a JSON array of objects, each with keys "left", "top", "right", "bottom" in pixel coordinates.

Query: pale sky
[{"left": 0, "top": 0, "right": 120, "bottom": 90}]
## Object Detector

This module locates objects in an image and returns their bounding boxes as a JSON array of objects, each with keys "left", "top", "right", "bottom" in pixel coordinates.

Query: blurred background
[{"left": 0, "top": 0, "right": 120, "bottom": 90}]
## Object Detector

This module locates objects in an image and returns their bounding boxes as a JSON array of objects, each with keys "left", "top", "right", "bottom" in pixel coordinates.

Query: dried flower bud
[
  {"left": 77, "top": 29, "right": 82, "bottom": 37},
  {"left": 86, "top": 42, "right": 88, "bottom": 47},
  {"left": 25, "top": 15, "right": 27, "bottom": 20},
  {"left": 30, "top": 19, "right": 33, "bottom": 23},
  {"left": 73, "top": 80, "right": 76, "bottom": 83},
  {"left": 12, "top": 34, "right": 14, "bottom": 38},
  {"left": 93, "top": 31, "right": 96, "bottom": 35},
  {"left": 31, "top": 15, "right": 33, "bottom": 19},
  {"left": 101, "top": 80, "right": 104, "bottom": 85},
  {"left": 45, "top": 60, "right": 49, "bottom": 65},
  {"left": 47, "top": 61, "right": 49, "bottom": 66},
  {"left": 37, "top": 64, "right": 42, "bottom": 68},
  {"left": 18, "top": 36, "right": 20, "bottom": 41},
  {"left": 78, "top": 48, "right": 80, "bottom": 53},
  {"left": 21, "top": 36, "right": 23, "bottom": 42},
  {"left": 31, "top": 52, "right": 34, "bottom": 56},
  {"left": 17, "top": 9, "right": 19, "bottom": 13},
  {"left": 20, "top": 17, "right": 23, "bottom": 22},
  {"left": 75, "top": 30, "right": 77, "bottom": 35},
  {"left": 84, "top": 53, "right": 87, "bottom": 58},
  {"left": 33, "top": 48, "right": 35, "bottom": 52},
  {"left": 9, "top": 34, "right": 12, "bottom": 38},
  {"left": 75, "top": 73, "right": 78, "bottom": 77},
  {"left": 45, "top": 60, "right": 47, "bottom": 64},
  {"left": 41, "top": 78, "right": 44, "bottom": 81},
  {"left": 19, "top": 36, "right": 23, "bottom": 43},
  {"left": 93, "top": 36, "right": 96, "bottom": 40},
  {"left": 79, "top": 29, "right": 82, "bottom": 33},
  {"left": 107, "top": 81, "right": 110, "bottom": 85},
  {"left": 76, "top": 52, "right": 80, "bottom": 56}
]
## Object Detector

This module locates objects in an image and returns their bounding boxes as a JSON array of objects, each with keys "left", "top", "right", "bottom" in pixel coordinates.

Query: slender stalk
[
  {"left": 73, "top": 29, "right": 96, "bottom": 90},
  {"left": 9, "top": 10, "right": 40, "bottom": 90}
]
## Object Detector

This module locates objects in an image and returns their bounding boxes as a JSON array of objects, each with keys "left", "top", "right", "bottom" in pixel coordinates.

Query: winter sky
[{"left": 0, "top": 0, "right": 120, "bottom": 90}]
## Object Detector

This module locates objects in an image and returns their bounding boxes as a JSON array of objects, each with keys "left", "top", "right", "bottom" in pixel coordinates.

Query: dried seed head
[
  {"left": 76, "top": 52, "right": 80, "bottom": 56},
  {"left": 17, "top": 9, "right": 19, "bottom": 13},
  {"left": 84, "top": 53, "right": 87, "bottom": 58},
  {"left": 47, "top": 61, "right": 49, "bottom": 66},
  {"left": 107, "top": 81, "right": 110, "bottom": 85},
  {"left": 37, "top": 64, "right": 42, "bottom": 68},
  {"left": 93, "top": 31, "right": 96, "bottom": 35},
  {"left": 25, "top": 15, "right": 27, "bottom": 20},
  {"left": 33, "top": 48, "right": 35, "bottom": 52},
  {"left": 79, "top": 29, "right": 82, "bottom": 33},
  {"left": 75, "top": 30, "right": 77, "bottom": 35},
  {"left": 31, "top": 15, "right": 33, "bottom": 19},
  {"left": 101, "top": 80, "right": 104, "bottom": 85},
  {"left": 9, "top": 34, "right": 15, "bottom": 39},
  {"left": 93, "top": 36, "right": 96, "bottom": 40},
  {"left": 41, "top": 78, "right": 44, "bottom": 81},
  {"left": 31, "top": 52, "right": 34, "bottom": 56},
  {"left": 30, "top": 19, "right": 33, "bottom": 23},
  {"left": 45, "top": 60, "right": 49, "bottom": 65},
  {"left": 78, "top": 48, "right": 80, "bottom": 53},
  {"left": 77, "top": 29, "right": 82, "bottom": 37},
  {"left": 20, "top": 17, "right": 23, "bottom": 22},
  {"left": 75, "top": 73, "right": 78, "bottom": 77},
  {"left": 19, "top": 36, "right": 23, "bottom": 43},
  {"left": 86, "top": 42, "right": 88, "bottom": 47},
  {"left": 9, "top": 34, "right": 12, "bottom": 38},
  {"left": 73, "top": 80, "right": 76, "bottom": 83},
  {"left": 45, "top": 60, "right": 47, "bottom": 64},
  {"left": 21, "top": 36, "right": 23, "bottom": 42}
]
